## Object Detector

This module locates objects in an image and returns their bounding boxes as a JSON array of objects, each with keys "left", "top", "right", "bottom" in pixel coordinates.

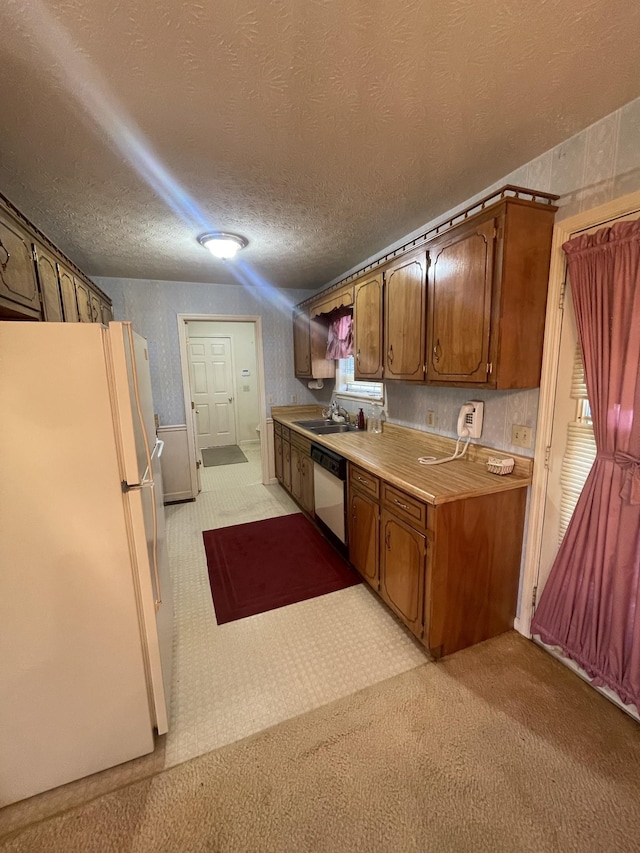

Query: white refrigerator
[{"left": 0, "top": 321, "right": 174, "bottom": 807}]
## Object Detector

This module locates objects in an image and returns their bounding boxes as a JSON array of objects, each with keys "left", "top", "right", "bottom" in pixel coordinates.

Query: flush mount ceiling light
[{"left": 197, "top": 231, "right": 248, "bottom": 260}]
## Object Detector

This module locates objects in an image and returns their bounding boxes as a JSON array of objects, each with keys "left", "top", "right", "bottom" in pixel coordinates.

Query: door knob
[{"left": 228, "top": 396, "right": 233, "bottom": 403}]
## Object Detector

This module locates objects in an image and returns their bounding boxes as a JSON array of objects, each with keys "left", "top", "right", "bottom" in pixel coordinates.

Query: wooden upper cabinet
[
  {"left": 33, "top": 243, "right": 64, "bottom": 322},
  {"left": 101, "top": 300, "right": 114, "bottom": 325},
  {"left": 0, "top": 206, "right": 41, "bottom": 319},
  {"left": 293, "top": 307, "right": 312, "bottom": 377},
  {"left": 384, "top": 249, "right": 427, "bottom": 381},
  {"left": 75, "top": 277, "right": 93, "bottom": 323},
  {"left": 353, "top": 272, "right": 383, "bottom": 380},
  {"left": 426, "top": 217, "right": 495, "bottom": 384},
  {"left": 57, "top": 263, "right": 79, "bottom": 322},
  {"left": 425, "top": 198, "right": 556, "bottom": 389}
]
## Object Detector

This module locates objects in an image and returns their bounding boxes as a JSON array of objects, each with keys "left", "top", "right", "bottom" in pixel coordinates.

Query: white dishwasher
[{"left": 311, "top": 443, "right": 347, "bottom": 544}]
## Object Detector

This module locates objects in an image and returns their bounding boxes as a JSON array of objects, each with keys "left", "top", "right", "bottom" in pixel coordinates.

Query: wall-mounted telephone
[
  {"left": 457, "top": 401, "right": 484, "bottom": 439},
  {"left": 419, "top": 401, "right": 484, "bottom": 466}
]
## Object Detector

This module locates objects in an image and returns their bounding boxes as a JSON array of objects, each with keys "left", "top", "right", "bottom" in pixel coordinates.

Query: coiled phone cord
[{"left": 418, "top": 429, "right": 471, "bottom": 466}]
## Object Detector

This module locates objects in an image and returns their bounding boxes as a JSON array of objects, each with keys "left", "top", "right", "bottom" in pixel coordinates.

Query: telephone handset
[
  {"left": 457, "top": 401, "right": 484, "bottom": 439},
  {"left": 419, "top": 401, "right": 484, "bottom": 466}
]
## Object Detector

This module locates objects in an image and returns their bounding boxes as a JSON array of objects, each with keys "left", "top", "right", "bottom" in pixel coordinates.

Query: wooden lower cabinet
[
  {"left": 380, "top": 508, "right": 426, "bottom": 639},
  {"left": 273, "top": 424, "right": 314, "bottom": 515},
  {"left": 346, "top": 461, "right": 527, "bottom": 658}
]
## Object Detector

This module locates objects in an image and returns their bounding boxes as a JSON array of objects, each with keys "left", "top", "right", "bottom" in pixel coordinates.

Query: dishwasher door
[{"left": 313, "top": 463, "right": 346, "bottom": 543}]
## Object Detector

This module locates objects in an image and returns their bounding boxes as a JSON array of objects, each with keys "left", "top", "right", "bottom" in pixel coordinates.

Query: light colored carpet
[
  {"left": 2, "top": 632, "right": 639, "bottom": 853},
  {"left": 201, "top": 445, "right": 248, "bottom": 467}
]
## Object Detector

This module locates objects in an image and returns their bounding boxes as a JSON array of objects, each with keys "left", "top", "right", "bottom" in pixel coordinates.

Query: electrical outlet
[
  {"left": 268, "top": 395, "right": 273, "bottom": 404},
  {"left": 427, "top": 410, "right": 435, "bottom": 427},
  {"left": 290, "top": 394, "right": 297, "bottom": 403},
  {"left": 511, "top": 424, "right": 532, "bottom": 448}
]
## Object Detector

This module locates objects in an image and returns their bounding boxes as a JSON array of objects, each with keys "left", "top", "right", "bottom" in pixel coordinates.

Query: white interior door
[{"left": 189, "top": 336, "right": 237, "bottom": 449}]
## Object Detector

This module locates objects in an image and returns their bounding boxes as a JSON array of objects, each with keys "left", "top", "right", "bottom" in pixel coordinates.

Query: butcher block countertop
[{"left": 272, "top": 405, "right": 534, "bottom": 506}]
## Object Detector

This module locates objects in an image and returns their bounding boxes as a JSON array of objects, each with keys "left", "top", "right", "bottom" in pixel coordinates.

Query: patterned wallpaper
[
  {"left": 98, "top": 96, "right": 640, "bottom": 453},
  {"left": 95, "top": 277, "right": 331, "bottom": 426}
]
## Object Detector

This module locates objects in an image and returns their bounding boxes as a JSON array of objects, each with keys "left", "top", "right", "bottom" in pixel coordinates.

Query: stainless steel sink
[
  {"left": 309, "top": 423, "right": 357, "bottom": 434},
  {"left": 292, "top": 419, "right": 333, "bottom": 428}
]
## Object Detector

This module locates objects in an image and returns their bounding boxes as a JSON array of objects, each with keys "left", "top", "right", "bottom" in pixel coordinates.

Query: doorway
[{"left": 178, "top": 314, "right": 270, "bottom": 494}]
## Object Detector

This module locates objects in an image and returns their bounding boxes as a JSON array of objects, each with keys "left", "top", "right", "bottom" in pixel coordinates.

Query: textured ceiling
[{"left": 1, "top": 1, "right": 640, "bottom": 289}]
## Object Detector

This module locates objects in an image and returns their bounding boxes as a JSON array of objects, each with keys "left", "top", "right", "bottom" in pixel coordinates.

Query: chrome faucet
[{"left": 324, "top": 399, "right": 348, "bottom": 421}]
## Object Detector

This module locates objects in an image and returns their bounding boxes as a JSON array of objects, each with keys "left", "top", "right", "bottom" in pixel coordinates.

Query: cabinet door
[
  {"left": 75, "top": 278, "right": 92, "bottom": 322},
  {"left": 293, "top": 307, "right": 312, "bottom": 378},
  {"left": 354, "top": 272, "right": 383, "bottom": 380},
  {"left": 274, "top": 433, "right": 283, "bottom": 482},
  {"left": 33, "top": 244, "right": 63, "bottom": 322},
  {"left": 282, "top": 440, "right": 291, "bottom": 491},
  {"left": 349, "top": 489, "right": 379, "bottom": 589},
  {"left": 89, "top": 290, "right": 102, "bottom": 323},
  {"left": 426, "top": 217, "right": 495, "bottom": 383},
  {"left": 0, "top": 207, "right": 40, "bottom": 317},
  {"left": 290, "top": 445, "right": 302, "bottom": 501},
  {"left": 384, "top": 250, "right": 427, "bottom": 380},
  {"left": 380, "top": 509, "right": 426, "bottom": 638},
  {"left": 57, "top": 263, "right": 79, "bottom": 322},
  {"left": 300, "top": 454, "right": 314, "bottom": 514}
]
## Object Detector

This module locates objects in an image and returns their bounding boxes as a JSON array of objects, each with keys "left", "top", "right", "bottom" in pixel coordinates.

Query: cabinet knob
[
  {"left": 394, "top": 499, "right": 409, "bottom": 511},
  {"left": 356, "top": 349, "right": 360, "bottom": 362},
  {"left": 385, "top": 529, "right": 391, "bottom": 550},
  {"left": 387, "top": 345, "right": 394, "bottom": 364},
  {"left": 433, "top": 339, "right": 442, "bottom": 363}
]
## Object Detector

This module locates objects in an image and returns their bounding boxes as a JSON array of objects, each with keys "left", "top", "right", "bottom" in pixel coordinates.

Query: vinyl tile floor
[{"left": 0, "top": 444, "right": 427, "bottom": 838}]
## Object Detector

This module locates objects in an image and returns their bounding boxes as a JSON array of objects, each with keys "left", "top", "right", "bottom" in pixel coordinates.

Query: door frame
[
  {"left": 177, "top": 314, "right": 269, "bottom": 494},
  {"left": 517, "top": 189, "right": 640, "bottom": 637}
]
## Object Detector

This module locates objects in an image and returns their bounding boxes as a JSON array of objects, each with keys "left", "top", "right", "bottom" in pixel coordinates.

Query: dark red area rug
[{"left": 203, "top": 513, "right": 360, "bottom": 624}]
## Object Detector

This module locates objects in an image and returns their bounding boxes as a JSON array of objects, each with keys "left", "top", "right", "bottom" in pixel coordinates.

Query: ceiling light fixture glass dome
[{"left": 197, "top": 232, "right": 248, "bottom": 260}]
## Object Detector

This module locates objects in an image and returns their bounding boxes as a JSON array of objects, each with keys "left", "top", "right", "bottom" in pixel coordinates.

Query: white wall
[{"left": 95, "top": 278, "right": 333, "bottom": 427}]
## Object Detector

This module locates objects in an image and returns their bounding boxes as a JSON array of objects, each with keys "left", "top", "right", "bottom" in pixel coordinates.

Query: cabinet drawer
[
  {"left": 349, "top": 464, "right": 380, "bottom": 499},
  {"left": 274, "top": 421, "right": 282, "bottom": 436},
  {"left": 290, "top": 431, "right": 311, "bottom": 455},
  {"left": 382, "top": 483, "right": 428, "bottom": 529}
]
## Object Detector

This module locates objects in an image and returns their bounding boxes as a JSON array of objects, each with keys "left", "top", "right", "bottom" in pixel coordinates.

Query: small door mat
[
  {"left": 202, "top": 445, "right": 248, "bottom": 467},
  {"left": 203, "top": 513, "right": 360, "bottom": 624}
]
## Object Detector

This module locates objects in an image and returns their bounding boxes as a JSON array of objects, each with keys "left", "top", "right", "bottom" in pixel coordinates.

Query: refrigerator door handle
[{"left": 156, "top": 439, "right": 165, "bottom": 459}]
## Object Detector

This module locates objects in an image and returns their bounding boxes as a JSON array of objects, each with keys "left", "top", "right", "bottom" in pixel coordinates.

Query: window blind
[
  {"left": 558, "top": 422, "right": 597, "bottom": 541},
  {"left": 558, "top": 343, "right": 597, "bottom": 542}
]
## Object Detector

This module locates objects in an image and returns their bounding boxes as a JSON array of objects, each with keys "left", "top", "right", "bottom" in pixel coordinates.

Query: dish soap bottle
[{"left": 357, "top": 408, "right": 365, "bottom": 430}]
